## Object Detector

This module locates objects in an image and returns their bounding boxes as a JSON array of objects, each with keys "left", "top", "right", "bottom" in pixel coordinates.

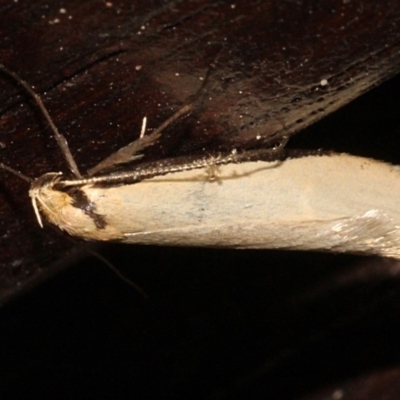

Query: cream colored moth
[{"left": 1, "top": 64, "right": 400, "bottom": 259}]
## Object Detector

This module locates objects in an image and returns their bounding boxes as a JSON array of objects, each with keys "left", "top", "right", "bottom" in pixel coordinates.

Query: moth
[{"left": 1, "top": 64, "right": 400, "bottom": 259}]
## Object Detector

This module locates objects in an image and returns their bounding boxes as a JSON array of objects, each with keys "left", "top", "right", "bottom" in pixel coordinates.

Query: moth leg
[
  {"left": 87, "top": 104, "right": 193, "bottom": 176},
  {"left": 204, "top": 155, "right": 222, "bottom": 182}
]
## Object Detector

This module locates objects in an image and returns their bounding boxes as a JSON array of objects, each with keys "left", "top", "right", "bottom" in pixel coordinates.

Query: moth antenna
[
  {"left": 0, "top": 63, "right": 82, "bottom": 178},
  {"left": 0, "top": 162, "right": 32, "bottom": 183},
  {"left": 0, "top": 162, "right": 45, "bottom": 226}
]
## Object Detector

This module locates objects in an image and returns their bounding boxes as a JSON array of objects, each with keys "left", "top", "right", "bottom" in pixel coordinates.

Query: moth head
[{"left": 29, "top": 172, "right": 64, "bottom": 228}]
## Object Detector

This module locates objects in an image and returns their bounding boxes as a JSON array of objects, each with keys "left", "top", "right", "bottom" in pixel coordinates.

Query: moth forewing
[{"left": 34, "top": 152, "right": 400, "bottom": 259}]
